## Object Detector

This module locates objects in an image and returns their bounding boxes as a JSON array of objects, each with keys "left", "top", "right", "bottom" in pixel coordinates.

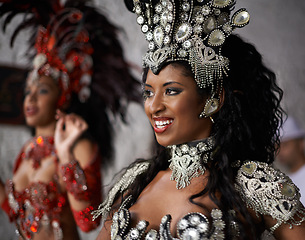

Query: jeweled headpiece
[
  {"left": 28, "top": 9, "right": 93, "bottom": 107},
  {"left": 128, "top": 0, "right": 249, "bottom": 93}
]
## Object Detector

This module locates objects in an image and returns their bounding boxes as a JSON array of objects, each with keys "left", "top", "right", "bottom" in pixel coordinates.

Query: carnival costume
[
  {"left": 92, "top": 0, "right": 305, "bottom": 239},
  {"left": 1, "top": 136, "right": 101, "bottom": 239},
  {"left": 0, "top": 0, "right": 140, "bottom": 239}
]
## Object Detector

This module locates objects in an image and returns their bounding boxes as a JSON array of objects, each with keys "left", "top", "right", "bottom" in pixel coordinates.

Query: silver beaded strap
[
  {"left": 91, "top": 161, "right": 150, "bottom": 221},
  {"left": 235, "top": 160, "right": 305, "bottom": 234}
]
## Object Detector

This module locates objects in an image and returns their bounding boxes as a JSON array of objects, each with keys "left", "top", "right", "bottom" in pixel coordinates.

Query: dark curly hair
[{"left": 110, "top": 34, "right": 284, "bottom": 239}]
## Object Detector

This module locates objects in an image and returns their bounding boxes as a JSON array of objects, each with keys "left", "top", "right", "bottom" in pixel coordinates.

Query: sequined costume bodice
[
  {"left": 1, "top": 136, "right": 102, "bottom": 240},
  {"left": 5, "top": 179, "right": 66, "bottom": 239},
  {"left": 110, "top": 196, "right": 231, "bottom": 240}
]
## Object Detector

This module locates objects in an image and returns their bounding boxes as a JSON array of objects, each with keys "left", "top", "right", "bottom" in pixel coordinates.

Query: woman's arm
[{"left": 55, "top": 113, "right": 102, "bottom": 232}]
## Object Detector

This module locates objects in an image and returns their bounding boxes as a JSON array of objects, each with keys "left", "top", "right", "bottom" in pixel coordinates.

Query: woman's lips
[
  {"left": 153, "top": 118, "right": 173, "bottom": 133},
  {"left": 25, "top": 106, "right": 38, "bottom": 116}
]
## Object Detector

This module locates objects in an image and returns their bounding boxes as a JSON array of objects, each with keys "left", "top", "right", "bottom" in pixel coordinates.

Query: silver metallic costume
[{"left": 93, "top": 139, "right": 305, "bottom": 239}]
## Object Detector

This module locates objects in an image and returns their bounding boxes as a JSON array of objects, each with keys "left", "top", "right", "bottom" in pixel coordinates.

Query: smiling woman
[
  {"left": 23, "top": 76, "right": 60, "bottom": 130},
  {"left": 144, "top": 63, "right": 212, "bottom": 146},
  {"left": 94, "top": 0, "right": 305, "bottom": 239}
]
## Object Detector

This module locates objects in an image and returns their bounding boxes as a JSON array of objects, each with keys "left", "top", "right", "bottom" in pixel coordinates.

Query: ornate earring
[{"left": 199, "top": 98, "right": 219, "bottom": 122}]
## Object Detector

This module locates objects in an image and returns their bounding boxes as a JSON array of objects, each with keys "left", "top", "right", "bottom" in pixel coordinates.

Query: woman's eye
[
  {"left": 143, "top": 89, "right": 153, "bottom": 100},
  {"left": 39, "top": 88, "right": 49, "bottom": 94},
  {"left": 166, "top": 88, "right": 182, "bottom": 95}
]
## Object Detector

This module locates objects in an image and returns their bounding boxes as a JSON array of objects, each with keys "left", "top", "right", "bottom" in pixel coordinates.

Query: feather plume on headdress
[{"left": 0, "top": 0, "right": 141, "bottom": 163}]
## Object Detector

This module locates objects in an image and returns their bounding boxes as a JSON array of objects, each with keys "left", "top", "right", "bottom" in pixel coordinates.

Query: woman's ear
[{"left": 218, "top": 88, "right": 225, "bottom": 110}]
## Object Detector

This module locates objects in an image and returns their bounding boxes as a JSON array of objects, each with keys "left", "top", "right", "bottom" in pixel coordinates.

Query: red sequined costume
[{"left": 1, "top": 136, "right": 101, "bottom": 240}]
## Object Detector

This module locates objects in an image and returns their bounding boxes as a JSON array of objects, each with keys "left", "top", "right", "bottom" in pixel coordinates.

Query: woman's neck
[{"left": 35, "top": 122, "right": 56, "bottom": 137}]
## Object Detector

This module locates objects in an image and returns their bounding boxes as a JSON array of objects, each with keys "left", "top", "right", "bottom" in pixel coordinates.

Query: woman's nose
[
  {"left": 27, "top": 89, "right": 37, "bottom": 102},
  {"left": 148, "top": 93, "right": 165, "bottom": 114}
]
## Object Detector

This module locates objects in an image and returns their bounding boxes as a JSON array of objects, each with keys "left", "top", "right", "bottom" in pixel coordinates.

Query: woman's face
[
  {"left": 144, "top": 64, "right": 212, "bottom": 147},
  {"left": 23, "top": 75, "right": 60, "bottom": 128}
]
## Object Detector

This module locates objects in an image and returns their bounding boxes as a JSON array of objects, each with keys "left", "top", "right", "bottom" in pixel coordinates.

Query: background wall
[{"left": 0, "top": 0, "right": 304, "bottom": 239}]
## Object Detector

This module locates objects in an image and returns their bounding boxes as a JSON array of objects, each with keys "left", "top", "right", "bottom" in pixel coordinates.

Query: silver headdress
[{"left": 130, "top": 0, "right": 249, "bottom": 93}]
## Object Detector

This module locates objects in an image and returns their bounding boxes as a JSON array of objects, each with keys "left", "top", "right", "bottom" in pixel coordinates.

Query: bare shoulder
[{"left": 72, "top": 138, "right": 97, "bottom": 168}]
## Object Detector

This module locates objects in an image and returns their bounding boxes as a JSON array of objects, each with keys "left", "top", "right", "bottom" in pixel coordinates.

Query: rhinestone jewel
[
  {"left": 153, "top": 15, "right": 160, "bottom": 24},
  {"left": 189, "top": 147, "right": 198, "bottom": 156},
  {"left": 182, "top": 2, "right": 191, "bottom": 12},
  {"left": 137, "top": 220, "right": 147, "bottom": 230},
  {"left": 213, "top": 0, "right": 232, "bottom": 8},
  {"left": 214, "top": 219, "right": 225, "bottom": 230},
  {"left": 241, "top": 162, "right": 257, "bottom": 175},
  {"left": 198, "top": 143, "right": 206, "bottom": 151},
  {"left": 198, "top": 222, "right": 208, "bottom": 232},
  {"left": 202, "top": 5, "right": 211, "bottom": 15},
  {"left": 178, "top": 219, "right": 189, "bottom": 230},
  {"left": 196, "top": 14, "right": 204, "bottom": 24},
  {"left": 182, "top": 228, "right": 200, "bottom": 240},
  {"left": 137, "top": 16, "right": 144, "bottom": 25},
  {"left": 135, "top": 5, "right": 141, "bottom": 14},
  {"left": 183, "top": 40, "right": 192, "bottom": 49},
  {"left": 154, "top": 26, "right": 164, "bottom": 47},
  {"left": 155, "top": 4, "right": 162, "bottom": 13},
  {"left": 181, "top": 13, "right": 189, "bottom": 21},
  {"left": 130, "top": 229, "right": 139, "bottom": 238},
  {"left": 161, "top": 215, "right": 168, "bottom": 224},
  {"left": 176, "top": 23, "right": 192, "bottom": 43},
  {"left": 203, "top": 16, "right": 217, "bottom": 33},
  {"left": 232, "top": 10, "right": 250, "bottom": 26},
  {"left": 280, "top": 182, "right": 296, "bottom": 198},
  {"left": 211, "top": 209, "right": 223, "bottom": 219},
  {"left": 194, "top": 25, "right": 203, "bottom": 34},
  {"left": 165, "top": 24, "right": 171, "bottom": 33},
  {"left": 178, "top": 49, "right": 187, "bottom": 57},
  {"left": 146, "top": 32, "right": 153, "bottom": 41},
  {"left": 148, "top": 42, "right": 155, "bottom": 50},
  {"left": 222, "top": 23, "right": 232, "bottom": 33},
  {"left": 208, "top": 29, "right": 225, "bottom": 46},
  {"left": 164, "top": 35, "right": 170, "bottom": 44},
  {"left": 161, "top": 11, "right": 169, "bottom": 26},
  {"left": 190, "top": 215, "right": 200, "bottom": 225},
  {"left": 142, "top": 25, "right": 149, "bottom": 33},
  {"left": 168, "top": 13, "right": 173, "bottom": 22},
  {"left": 145, "top": 230, "right": 158, "bottom": 240},
  {"left": 167, "top": 2, "right": 173, "bottom": 11},
  {"left": 181, "top": 144, "right": 189, "bottom": 152}
]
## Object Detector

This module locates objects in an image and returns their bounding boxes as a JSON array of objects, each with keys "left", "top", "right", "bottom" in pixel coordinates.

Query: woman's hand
[{"left": 54, "top": 111, "right": 88, "bottom": 164}]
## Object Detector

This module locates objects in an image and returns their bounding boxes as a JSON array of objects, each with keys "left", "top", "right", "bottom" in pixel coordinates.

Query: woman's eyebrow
[{"left": 163, "top": 81, "right": 184, "bottom": 87}]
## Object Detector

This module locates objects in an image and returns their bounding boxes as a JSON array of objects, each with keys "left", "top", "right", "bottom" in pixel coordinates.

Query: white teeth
[{"left": 155, "top": 120, "right": 173, "bottom": 128}]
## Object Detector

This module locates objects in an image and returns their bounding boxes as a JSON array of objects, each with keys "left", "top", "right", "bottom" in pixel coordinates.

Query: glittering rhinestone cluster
[
  {"left": 132, "top": 0, "right": 249, "bottom": 93},
  {"left": 235, "top": 161, "right": 305, "bottom": 233},
  {"left": 168, "top": 137, "right": 215, "bottom": 189}
]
